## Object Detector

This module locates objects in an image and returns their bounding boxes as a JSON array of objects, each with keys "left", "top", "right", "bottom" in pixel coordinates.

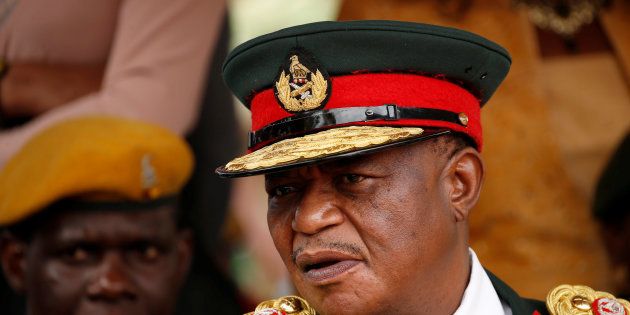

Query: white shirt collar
[{"left": 453, "top": 248, "right": 512, "bottom": 315}]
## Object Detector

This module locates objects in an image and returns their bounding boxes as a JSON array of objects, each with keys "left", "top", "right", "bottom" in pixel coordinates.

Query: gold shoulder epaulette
[
  {"left": 244, "top": 295, "right": 317, "bottom": 315},
  {"left": 546, "top": 284, "right": 629, "bottom": 315}
]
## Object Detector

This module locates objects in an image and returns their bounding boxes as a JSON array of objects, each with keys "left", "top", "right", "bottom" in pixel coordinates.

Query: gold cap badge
[{"left": 274, "top": 49, "right": 330, "bottom": 112}]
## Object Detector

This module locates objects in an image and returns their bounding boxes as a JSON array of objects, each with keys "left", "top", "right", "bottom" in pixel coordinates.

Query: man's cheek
[
  {"left": 269, "top": 227, "right": 291, "bottom": 265},
  {"left": 137, "top": 277, "right": 173, "bottom": 307},
  {"left": 33, "top": 261, "right": 80, "bottom": 289},
  {"left": 268, "top": 210, "right": 294, "bottom": 246},
  {"left": 30, "top": 262, "right": 85, "bottom": 312}
]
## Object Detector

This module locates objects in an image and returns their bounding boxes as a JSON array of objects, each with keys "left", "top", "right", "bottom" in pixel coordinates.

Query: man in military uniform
[
  {"left": 217, "top": 20, "right": 629, "bottom": 315},
  {"left": 0, "top": 116, "right": 194, "bottom": 315}
]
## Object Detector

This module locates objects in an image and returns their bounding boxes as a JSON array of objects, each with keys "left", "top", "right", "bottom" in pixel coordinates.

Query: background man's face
[
  {"left": 265, "top": 141, "right": 470, "bottom": 315},
  {"left": 2, "top": 205, "right": 191, "bottom": 315}
]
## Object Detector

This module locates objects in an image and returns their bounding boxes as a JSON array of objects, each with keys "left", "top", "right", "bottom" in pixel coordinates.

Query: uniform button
[{"left": 458, "top": 113, "right": 469, "bottom": 126}]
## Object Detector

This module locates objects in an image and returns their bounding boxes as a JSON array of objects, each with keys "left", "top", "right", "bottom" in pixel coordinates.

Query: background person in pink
[{"left": 0, "top": 0, "right": 223, "bottom": 167}]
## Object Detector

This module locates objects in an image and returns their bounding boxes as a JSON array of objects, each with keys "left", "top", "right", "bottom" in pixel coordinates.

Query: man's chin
[
  {"left": 76, "top": 302, "right": 147, "bottom": 315},
  {"left": 308, "top": 291, "right": 384, "bottom": 315},
  {"left": 295, "top": 264, "right": 383, "bottom": 315}
]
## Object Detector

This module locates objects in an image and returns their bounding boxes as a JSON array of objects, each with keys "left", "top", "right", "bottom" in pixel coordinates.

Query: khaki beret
[{"left": 0, "top": 116, "right": 194, "bottom": 225}]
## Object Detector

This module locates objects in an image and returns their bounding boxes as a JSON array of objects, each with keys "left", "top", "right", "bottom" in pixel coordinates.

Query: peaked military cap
[
  {"left": 217, "top": 20, "right": 511, "bottom": 177},
  {"left": 0, "top": 116, "right": 194, "bottom": 226}
]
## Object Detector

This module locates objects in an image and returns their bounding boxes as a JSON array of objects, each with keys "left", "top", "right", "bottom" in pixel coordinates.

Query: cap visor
[{"left": 216, "top": 126, "right": 450, "bottom": 178}]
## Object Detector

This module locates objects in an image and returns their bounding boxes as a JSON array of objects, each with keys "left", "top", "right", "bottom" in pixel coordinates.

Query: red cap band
[{"left": 250, "top": 73, "right": 482, "bottom": 150}]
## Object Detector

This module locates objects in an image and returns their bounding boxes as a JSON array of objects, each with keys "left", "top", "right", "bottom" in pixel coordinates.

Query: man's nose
[
  {"left": 292, "top": 183, "right": 344, "bottom": 235},
  {"left": 86, "top": 251, "right": 137, "bottom": 301}
]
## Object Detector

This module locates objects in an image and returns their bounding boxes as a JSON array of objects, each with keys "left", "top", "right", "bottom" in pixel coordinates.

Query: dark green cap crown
[{"left": 223, "top": 20, "right": 511, "bottom": 107}]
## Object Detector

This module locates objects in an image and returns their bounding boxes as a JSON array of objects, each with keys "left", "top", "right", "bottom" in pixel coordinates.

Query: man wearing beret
[
  {"left": 0, "top": 117, "right": 193, "bottom": 315},
  {"left": 217, "top": 20, "right": 630, "bottom": 315}
]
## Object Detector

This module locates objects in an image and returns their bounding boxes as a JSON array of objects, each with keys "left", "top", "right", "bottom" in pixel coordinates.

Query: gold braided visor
[{"left": 218, "top": 126, "right": 425, "bottom": 177}]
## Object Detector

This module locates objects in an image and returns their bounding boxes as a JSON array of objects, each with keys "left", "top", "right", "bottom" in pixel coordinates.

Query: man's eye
[
  {"left": 71, "top": 248, "right": 89, "bottom": 262},
  {"left": 272, "top": 185, "right": 297, "bottom": 197},
  {"left": 140, "top": 245, "right": 161, "bottom": 261},
  {"left": 60, "top": 246, "right": 95, "bottom": 263},
  {"left": 131, "top": 244, "right": 163, "bottom": 262},
  {"left": 341, "top": 174, "right": 365, "bottom": 184}
]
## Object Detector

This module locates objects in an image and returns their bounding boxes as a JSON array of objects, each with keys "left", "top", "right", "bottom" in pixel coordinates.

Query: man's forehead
[
  {"left": 37, "top": 204, "right": 178, "bottom": 240},
  {"left": 264, "top": 141, "right": 441, "bottom": 180}
]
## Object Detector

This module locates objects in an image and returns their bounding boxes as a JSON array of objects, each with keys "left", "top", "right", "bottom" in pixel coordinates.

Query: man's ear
[
  {"left": 0, "top": 232, "right": 28, "bottom": 293},
  {"left": 442, "top": 147, "right": 484, "bottom": 222},
  {"left": 174, "top": 229, "right": 193, "bottom": 289}
]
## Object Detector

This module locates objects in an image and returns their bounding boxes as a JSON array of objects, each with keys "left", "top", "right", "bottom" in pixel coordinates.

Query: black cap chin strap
[{"left": 248, "top": 104, "right": 466, "bottom": 149}]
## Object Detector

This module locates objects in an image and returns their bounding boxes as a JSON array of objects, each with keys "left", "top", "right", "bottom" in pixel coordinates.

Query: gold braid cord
[
  {"left": 244, "top": 295, "right": 317, "bottom": 315},
  {"left": 225, "top": 126, "right": 424, "bottom": 171},
  {"left": 547, "top": 284, "right": 630, "bottom": 315}
]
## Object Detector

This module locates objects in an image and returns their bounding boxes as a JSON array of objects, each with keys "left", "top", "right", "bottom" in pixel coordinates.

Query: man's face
[
  {"left": 265, "top": 141, "right": 474, "bottom": 315},
  {"left": 2, "top": 205, "right": 191, "bottom": 315}
]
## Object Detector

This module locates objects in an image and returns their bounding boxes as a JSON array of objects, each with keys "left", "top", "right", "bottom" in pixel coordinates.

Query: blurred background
[{"left": 1, "top": 0, "right": 629, "bottom": 312}]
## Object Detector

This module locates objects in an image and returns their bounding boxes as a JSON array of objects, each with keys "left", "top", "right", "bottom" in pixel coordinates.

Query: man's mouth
[{"left": 296, "top": 250, "right": 363, "bottom": 284}]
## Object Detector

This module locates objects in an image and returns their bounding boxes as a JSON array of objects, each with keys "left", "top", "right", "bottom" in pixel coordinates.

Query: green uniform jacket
[{"left": 488, "top": 270, "right": 550, "bottom": 315}]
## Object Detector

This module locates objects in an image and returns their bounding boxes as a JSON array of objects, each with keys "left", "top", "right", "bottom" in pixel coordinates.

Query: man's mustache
[{"left": 292, "top": 239, "right": 364, "bottom": 264}]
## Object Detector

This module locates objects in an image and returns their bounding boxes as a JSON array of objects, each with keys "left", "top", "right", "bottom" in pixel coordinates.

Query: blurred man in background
[
  {"left": 0, "top": 1, "right": 245, "bottom": 313},
  {"left": 0, "top": 117, "right": 194, "bottom": 315}
]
